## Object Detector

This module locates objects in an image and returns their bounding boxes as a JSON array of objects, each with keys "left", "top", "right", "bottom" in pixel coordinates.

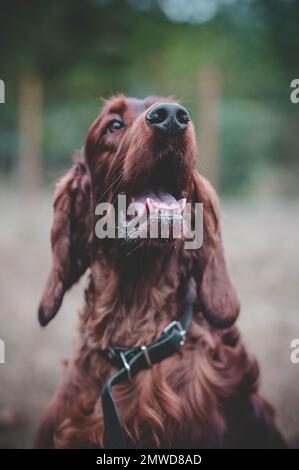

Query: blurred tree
[
  {"left": 197, "top": 68, "right": 222, "bottom": 188},
  {"left": 19, "top": 75, "right": 43, "bottom": 193},
  {"left": 253, "top": 0, "right": 299, "bottom": 76},
  {"left": 0, "top": 0, "right": 147, "bottom": 190},
  {"left": 0, "top": 0, "right": 298, "bottom": 194}
]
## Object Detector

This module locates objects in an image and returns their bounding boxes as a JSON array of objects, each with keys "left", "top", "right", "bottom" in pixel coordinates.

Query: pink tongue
[{"left": 133, "top": 191, "right": 181, "bottom": 210}]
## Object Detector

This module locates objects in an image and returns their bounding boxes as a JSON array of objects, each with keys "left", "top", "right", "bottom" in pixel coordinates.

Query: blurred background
[{"left": 0, "top": 0, "right": 298, "bottom": 448}]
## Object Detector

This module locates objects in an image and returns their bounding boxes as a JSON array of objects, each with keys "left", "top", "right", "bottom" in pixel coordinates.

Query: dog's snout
[{"left": 146, "top": 103, "right": 190, "bottom": 134}]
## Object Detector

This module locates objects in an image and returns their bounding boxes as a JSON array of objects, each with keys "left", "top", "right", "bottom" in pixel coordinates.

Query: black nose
[{"left": 146, "top": 103, "right": 190, "bottom": 134}]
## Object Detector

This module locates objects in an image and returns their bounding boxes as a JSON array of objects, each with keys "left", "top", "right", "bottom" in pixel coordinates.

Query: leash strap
[{"left": 99, "top": 286, "right": 195, "bottom": 449}]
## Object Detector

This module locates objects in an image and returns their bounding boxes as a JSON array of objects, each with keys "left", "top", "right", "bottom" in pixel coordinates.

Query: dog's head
[
  {"left": 85, "top": 95, "right": 197, "bottom": 247},
  {"left": 38, "top": 95, "right": 239, "bottom": 330}
]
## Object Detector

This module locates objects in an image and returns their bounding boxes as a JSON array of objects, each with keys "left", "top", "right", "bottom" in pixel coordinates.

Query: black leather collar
[{"left": 97, "top": 281, "right": 195, "bottom": 449}]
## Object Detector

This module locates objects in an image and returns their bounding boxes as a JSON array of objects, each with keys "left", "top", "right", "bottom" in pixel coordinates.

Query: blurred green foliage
[{"left": 0, "top": 0, "right": 298, "bottom": 195}]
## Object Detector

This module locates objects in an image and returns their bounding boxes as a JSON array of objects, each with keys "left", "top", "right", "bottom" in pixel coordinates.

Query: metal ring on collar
[
  {"left": 120, "top": 352, "right": 132, "bottom": 381},
  {"left": 141, "top": 345, "right": 152, "bottom": 367}
]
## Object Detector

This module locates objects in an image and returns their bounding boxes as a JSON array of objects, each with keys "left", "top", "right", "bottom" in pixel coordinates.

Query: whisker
[{"left": 125, "top": 239, "right": 145, "bottom": 256}]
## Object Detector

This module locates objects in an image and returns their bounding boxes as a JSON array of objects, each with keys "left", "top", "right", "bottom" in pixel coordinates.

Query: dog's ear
[
  {"left": 192, "top": 170, "right": 240, "bottom": 329},
  {"left": 38, "top": 162, "right": 91, "bottom": 326}
]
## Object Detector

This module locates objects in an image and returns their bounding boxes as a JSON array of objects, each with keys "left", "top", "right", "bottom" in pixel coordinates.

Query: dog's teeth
[
  {"left": 127, "top": 201, "right": 147, "bottom": 219},
  {"left": 146, "top": 197, "right": 159, "bottom": 215},
  {"left": 172, "top": 199, "right": 186, "bottom": 216},
  {"left": 119, "top": 209, "right": 126, "bottom": 225},
  {"left": 178, "top": 198, "right": 186, "bottom": 211},
  {"left": 135, "top": 202, "right": 147, "bottom": 217}
]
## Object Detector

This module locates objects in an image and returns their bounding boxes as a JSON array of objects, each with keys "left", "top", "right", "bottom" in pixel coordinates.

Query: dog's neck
[{"left": 83, "top": 244, "right": 191, "bottom": 348}]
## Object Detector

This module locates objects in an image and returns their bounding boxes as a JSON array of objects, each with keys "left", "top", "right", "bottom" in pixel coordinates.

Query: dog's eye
[{"left": 105, "top": 119, "right": 125, "bottom": 134}]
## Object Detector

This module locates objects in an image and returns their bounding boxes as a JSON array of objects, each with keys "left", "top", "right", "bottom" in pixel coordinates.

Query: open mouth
[
  {"left": 119, "top": 191, "right": 186, "bottom": 242},
  {"left": 130, "top": 190, "right": 186, "bottom": 223},
  {"left": 120, "top": 153, "right": 189, "bottom": 241}
]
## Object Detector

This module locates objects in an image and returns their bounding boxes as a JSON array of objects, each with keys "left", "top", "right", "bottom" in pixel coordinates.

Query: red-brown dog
[{"left": 36, "top": 95, "right": 285, "bottom": 449}]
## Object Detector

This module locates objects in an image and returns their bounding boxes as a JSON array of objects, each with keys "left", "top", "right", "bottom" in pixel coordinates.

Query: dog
[{"left": 36, "top": 95, "right": 285, "bottom": 448}]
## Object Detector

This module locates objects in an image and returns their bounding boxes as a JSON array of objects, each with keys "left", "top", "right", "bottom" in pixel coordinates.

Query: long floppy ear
[
  {"left": 192, "top": 170, "right": 240, "bottom": 329},
  {"left": 38, "top": 161, "right": 91, "bottom": 326}
]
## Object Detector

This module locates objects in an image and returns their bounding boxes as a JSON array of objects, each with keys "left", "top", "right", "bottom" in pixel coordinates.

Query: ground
[{"left": 0, "top": 189, "right": 298, "bottom": 448}]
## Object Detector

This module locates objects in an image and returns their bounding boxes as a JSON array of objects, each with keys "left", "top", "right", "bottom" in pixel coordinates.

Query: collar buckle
[
  {"left": 141, "top": 345, "right": 152, "bottom": 367},
  {"left": 120, "top": 352, "right": 132, "bottom": 381},
  {"left": 163, "top": 320, "right": 187, "bottom": 346}
]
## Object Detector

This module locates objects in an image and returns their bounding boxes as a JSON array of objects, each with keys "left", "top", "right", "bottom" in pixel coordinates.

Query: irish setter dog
[{"left": 36, "top": 95, "right": 285, "bottom": 449}]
